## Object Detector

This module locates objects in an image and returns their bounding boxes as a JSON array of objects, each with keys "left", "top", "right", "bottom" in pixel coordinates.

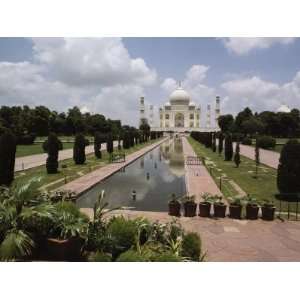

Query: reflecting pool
[{"left": 77, "top": 138, "right": 186, "bottom": 212}]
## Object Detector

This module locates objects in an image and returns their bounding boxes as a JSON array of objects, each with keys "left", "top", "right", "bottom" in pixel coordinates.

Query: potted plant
[
  {"left": 261, "top": 200, "right": 276, "bottom": 221},
  {"left": 168, "top": 193, "right": 181, "bottom": 217},
  {"left": 229, "top": 196, "right": 243, "bottom": 219},
  {"left": 245, "top": 195, "right": 259, "bottom": 220},
  {"left": 199, "top": 193, "right": 212, "bottom": 218},
  {"left": 183, "top": 195, "right": 197, "bottom": 217},
  {"left": 213, "top": 195, "right": 227, "bottom": 218}
]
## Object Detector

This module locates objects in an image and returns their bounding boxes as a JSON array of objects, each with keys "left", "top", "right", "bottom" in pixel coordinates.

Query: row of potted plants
[{"left": 168, "top": 193, "right": 276, "bottom": 221}]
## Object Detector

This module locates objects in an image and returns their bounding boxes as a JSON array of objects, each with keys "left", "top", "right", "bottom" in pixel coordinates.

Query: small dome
[
  {"left": 277, "top": 104, "right": 291, "bottom": 113},
  {"left": 169, "top": 87, "right": 190, "bottom": 105},
  {"left": 165, "top": 101, "right": 171, "bottom": 106},
  {"left": 189, "top": 101, "right": 196, "bottom": 106}
]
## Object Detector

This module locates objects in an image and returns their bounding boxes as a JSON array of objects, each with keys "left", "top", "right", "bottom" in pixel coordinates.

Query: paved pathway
[
  {"left": 81, "top": 208, "right": 300, "bottom": 262},
  {"left": 182, "top": 137, "right": 223, "bottom": 201},
  {"left": 234, "top": 142, "right": 280, "bottom": 169},
  {"left": 15, "top": 141, "right": 119, "bottom": 172},
  {"left": 60, "top": 138, "right": 168, "bottom": 196}
]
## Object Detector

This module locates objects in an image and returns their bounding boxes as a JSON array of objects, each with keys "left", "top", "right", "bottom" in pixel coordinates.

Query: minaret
[
  {"left": 215, "top": 96, "right": 220, "bottom": 129},
  {"left": 149, "top": 105, "right": 154, "bottom": 128},
  {"left": 139, "top": 96, "right": 146, "bottom": 125},
  {"left": 206, "top": 104, "right": 211, "bottom": 129}
]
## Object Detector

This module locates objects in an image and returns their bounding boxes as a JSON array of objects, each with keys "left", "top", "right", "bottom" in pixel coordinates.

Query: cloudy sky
[{"left": 0, "top": 37, "right": 300, "bottom": 126}]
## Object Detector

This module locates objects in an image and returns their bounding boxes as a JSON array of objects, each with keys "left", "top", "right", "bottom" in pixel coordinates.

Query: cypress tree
[
  {"left": 234, "top": 142, "right": 241, "bottom": 168},
  {"left": 218, "top": 133, "right": 224, "bottom": 156},
  {"left": 106, "top": 132, "right": 114, "bottom": 154},
  {"left": 43, "top": 132, "right": 62, "bottom": 174},
  {"left": 254, "top": 139, "right": 260, "bottom": 178},
  {"left": 123, "top": 130, "right": 130, "bottom": 149},
  {"left": 0, "top": 128, "right": 16, "bottom": 185},
  {"left": 212, "top": 134, "right": 217, "bottom": 152},
  {"left": 94, "top": 131, "right": 103, "bottom": 159},
  {"left": 73, "top": 133, "right": 89, "bottom": 164},
  {"left": 224, "top": 134, "right": 233, "bottom": 161},
  {"left": 277, "top": 139, "right": 300, "bottom": 195}
]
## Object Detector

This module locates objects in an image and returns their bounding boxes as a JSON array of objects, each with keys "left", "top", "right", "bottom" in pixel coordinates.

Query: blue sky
[{"left": 0, "top": 37, "right": 299, "bottom": 126}]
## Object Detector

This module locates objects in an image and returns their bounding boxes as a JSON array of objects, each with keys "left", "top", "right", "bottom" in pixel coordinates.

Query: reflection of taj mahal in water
[{"left": 139, "top": 82, "right": 221, "bottom": 132}]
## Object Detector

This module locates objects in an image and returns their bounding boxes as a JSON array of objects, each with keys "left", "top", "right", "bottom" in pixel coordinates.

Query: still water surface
[{"left": 77, "top": 138, "right": 186, "bottom": 212}]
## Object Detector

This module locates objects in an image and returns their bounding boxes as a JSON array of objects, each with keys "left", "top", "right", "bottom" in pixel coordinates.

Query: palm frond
[{"left": 0, "top": 230, "right": 34, "bottom": 261}]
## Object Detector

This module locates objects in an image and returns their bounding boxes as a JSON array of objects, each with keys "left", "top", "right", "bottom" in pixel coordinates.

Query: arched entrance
[{"left": 175, "top": 113, "right": 184, "bottom": 127}]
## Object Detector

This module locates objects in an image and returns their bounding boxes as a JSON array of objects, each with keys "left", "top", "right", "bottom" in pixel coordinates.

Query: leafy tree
[
  {"left": 234, "top": 142, "right": 241, "bottom": 167},
  {"left": 43, "top": 133, "right": 63, "bottom": 174},
  {"left": 241, "top": 117, "right": 265, "bottom": 136},
  {"left": 73, "top": 133, "right": 89, "bottom": 164},
  {"left": 139, "top": 119, "right": 150, "bottom": 142},
  {"left": 212, "top": 134, "right": 217, "bottom": 152},
  {"left": 218, "top": 114, "right": 234, "bottom": 133},
  {"left": 277, "top": 139, "right": 300, "bottom": 195},
  {"left": 224, "top": 134, "right": 233, "bottom": 161},
  {"left": 0, "top": 128, "right": 16, "bottom": 185},
  {"left": 235, "top": 107, "right": 253, "bottom": 129}
]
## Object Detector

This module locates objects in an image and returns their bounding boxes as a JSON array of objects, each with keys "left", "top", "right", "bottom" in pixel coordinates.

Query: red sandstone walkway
[
  {"left": 80, "top": 208, "right": 300, "bottom": 262},
  {"left": 182, "top": 136, "right": 223, "bottom": 201},
  {"left": 234, "top": 142, "right": 280, "bottom": 169},
  {"left": 60, "top": 138, "right": 168, "bottom": 196},
  {"left": 15, "top": 141, "right": 118, "bottom": 172}
]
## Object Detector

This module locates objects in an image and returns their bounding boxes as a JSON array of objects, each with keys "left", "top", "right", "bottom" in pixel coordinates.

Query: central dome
[{"left": 169, "top": 87, "right": 190, "bottom": 105}]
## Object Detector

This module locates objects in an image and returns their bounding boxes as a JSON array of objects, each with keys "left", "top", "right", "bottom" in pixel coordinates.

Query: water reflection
[{"left": 77, "top": 138, "right": 186, "bottom": 212}]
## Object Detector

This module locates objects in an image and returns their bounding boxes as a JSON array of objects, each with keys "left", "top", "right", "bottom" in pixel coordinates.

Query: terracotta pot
[
  {"left": 229, "top": 204, "right": 242, "bottom": 219},
  {"left": 183, "top": 202, "right": 197, "bottom": 217},
  {"left": 168, "top": 202, "right": 181, "bottom": 217},
  {"left": 213, "top": 203, "right": 226, "bottom": 218},
  {"left": 199, "top": 202, "right": 211, "bottom": 218},
  {"left": 246, "top": 204, "right": 259, "bottom": 220},
  {"left": 262, "top": 205, "right": 276, "bottom": 221},
  {"left": 45, "top": 237, "right": 83, "bottom": 261}
]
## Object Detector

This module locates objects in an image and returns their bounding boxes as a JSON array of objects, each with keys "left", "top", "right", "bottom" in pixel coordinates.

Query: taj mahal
[{"left": 139, "top": 83, "right": 221, "bottom": 132}]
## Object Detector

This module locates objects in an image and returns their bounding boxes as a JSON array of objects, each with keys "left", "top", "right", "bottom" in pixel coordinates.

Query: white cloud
[
  {"left": 220, "top": 38, "right": 296, "bottom": 55},
  {"left": 0, "top": 38, "right": 157, "bottom": 125},
  {"left": 221, "top": 74, "right": 300, "bottom": 115},
  {"left": 160, "top": 78, "right": 177, "bottom": 94}
]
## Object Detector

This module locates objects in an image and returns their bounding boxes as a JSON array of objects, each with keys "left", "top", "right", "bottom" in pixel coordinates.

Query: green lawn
[
  {"left": 14, "top": 138, "right": 162, "bottom": 193},
  {"left": 16, "top": 142, "right": 74, "bottom": 158}
]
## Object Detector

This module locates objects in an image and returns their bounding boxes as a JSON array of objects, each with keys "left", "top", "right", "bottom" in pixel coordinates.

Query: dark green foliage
[
  {"left": 218, "top": 114, "right": 234, "bottom": 132},
  {"left": 152, "top": 252, "right": 182, "bottom": 262},
  {"left": 116, "top": 250, "right": 146, "bottom": 262},
  {"left": 218, "top": 133, "right": 224, "bottom": 155},
  {"left": 43, "top": 133, "right": 63, "bottom": 174},
  {"left": 277, "top": 139, "right": 300, "bottom": 195},
  {"left": 256, "top": 135, "right": 276, "bottom": 149},
  {"left": 181, "top": 232, "right": 202, "bottom": 261},
  {"left": 234, "top": 142, "right": 241, "bottom": 168},
  {"left": 106, "top": 132, "right": 114, "bottom": 154},
  {"left": 122, "top": 130, "right": 131, "bottom": 149},
  {"left": 88, "top": 251, "right": 111, "bottom": 262},
  {"left": 73, "top": 133, "right": 89, "bottom": 164},
  {"left": 212, "top": 134, "right": 217, "bottom": 152},
  {"left": 107, "top": 216, "right": 138, "bottom": 258},
  {"left": 94, "top": 131, "right": 104, "bottom": 159},
  {"left": 0, "top": 128, "right": 16, "bottom": 185},
  {"left": 17, "top": 134, "right": 36, "bottom": 145},
  {"left": 242, "top": 137, "right": 252, "bottom": 145},
  {"left": 255, "top": 140, "right": 260, "bottom": 178},
  {"left": 224, "top": 134, "right": 233, "bottom": 161}
]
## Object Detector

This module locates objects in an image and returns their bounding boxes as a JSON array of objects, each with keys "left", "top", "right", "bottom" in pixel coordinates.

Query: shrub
[
  {"left": 152, "top": 252, "right": 182, "bottom": 262},
  {"left": 0, "top": 128, "right": 17, "bottom": 185},
  {"left": 256, "top": 136, "right": 276, "bottom": 149},
  {"left": 88, "top": 251, "right": 112, "bottom": 262},
  {"left": 116, "top": 250, "right": 146, "bottom": 262},
  {"left": 224, "top": 134, "right": 233, "bottom": 161},
  {"left": 94, "top": 131, "right": 104, "bottom": 159},
  {"left": 242, "top": 137, "right": 252, "bottom": 145},
  {"left": 234, "top": 142, "right": 241, "bottom": 167},
  {"left": 107, "top": 216, "right": 138, "bottom": 257},
  {"left": 73, "top": 133, "right": 89, "bottom": 164},
  {"left": 181, "top": 232, "right": 202, "bottom": 261},
  {"left": 43, "top": 133, "right": 63, "bottom": 174},
  {"left": 218, "top": 133, "right": 224, "bottom": 155},
  {"left": 277, "top": 139, "right": 300, "bottom": 195},
  {"left": 17, "top": 134, "right": 36, "bottom": 145}
]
